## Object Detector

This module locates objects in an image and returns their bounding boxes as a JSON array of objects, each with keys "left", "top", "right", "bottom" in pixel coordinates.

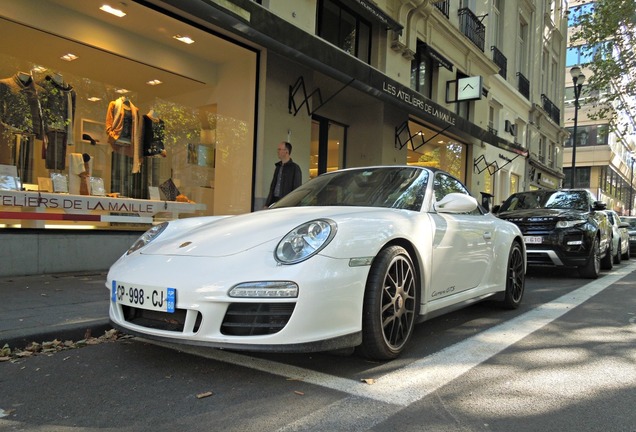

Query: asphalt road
[{"left": 1, "top": 263, "right": 635, "bottom": 431}]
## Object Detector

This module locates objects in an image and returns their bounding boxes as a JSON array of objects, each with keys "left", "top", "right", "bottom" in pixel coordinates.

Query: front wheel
[
  {"left": 502, "top": 241, "right": 525, "bottom": 309},
  {"left": 579, "top": 237, "right": 600, "bottom": 279},
  {"left": 359, "top": 245, "right": 419, "bottom": 360}
]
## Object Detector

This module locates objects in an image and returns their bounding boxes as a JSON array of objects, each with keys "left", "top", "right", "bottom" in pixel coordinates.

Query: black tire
[
  {"left": 359, "top": 245, "right": 419, "bottom": 360},
  {"left": 621, "top": 242, "right": 630, "bottom": 260},
  {"left": 601, "top": 237, "right": 613, "bottom": 270},
  {"left": 502, "top": 241, "right": 525, "bottom": 309},
  {"left": 579, "top": 237, "right": 600, "bottom": 279},
  {"left": 614, "top": 242, "right": 622, "bottom": 264}
]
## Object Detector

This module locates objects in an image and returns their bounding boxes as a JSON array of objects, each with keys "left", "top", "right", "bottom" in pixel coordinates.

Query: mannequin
[
  {"left": 38, "top": 72, "right": 76, "bottom": 170},
  {"left": 0, "top": 71, "right": 44, "bottom": 138},
  {"left": 142, "top": 109, "right": 167, "bottom": 188},
  {"left": 0, "top": 71, "right": 44, "bottom": 179},
  {"left": 105, "top": 95, "right": 141, "bottom": 197}
]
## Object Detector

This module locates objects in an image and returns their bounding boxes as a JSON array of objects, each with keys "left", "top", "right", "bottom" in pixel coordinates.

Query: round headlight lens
[
  {"left": 126, "top": 222, "right": 169, "bottom": 255},
  {"left": 275, "top": 219, "right": 337, "bottom": 264}
]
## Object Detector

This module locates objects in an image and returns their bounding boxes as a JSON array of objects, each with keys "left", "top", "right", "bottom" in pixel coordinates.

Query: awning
[{"left": 348, "top": 0, "right": 403, "bottom": 35}]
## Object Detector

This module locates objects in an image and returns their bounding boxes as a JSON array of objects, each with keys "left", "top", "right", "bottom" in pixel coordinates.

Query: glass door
[{"left": 310, "top": 115, "right": 347, "bottom": 179}]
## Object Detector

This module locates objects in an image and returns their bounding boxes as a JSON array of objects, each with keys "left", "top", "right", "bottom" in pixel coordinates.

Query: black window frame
[{"left": 316, "top": 0, "right": 372, "bottom": 64}]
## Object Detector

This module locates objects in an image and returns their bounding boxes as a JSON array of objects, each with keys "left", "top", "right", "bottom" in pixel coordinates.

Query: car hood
[
  {"left": 498, "top": 208, "right": 589, "bottom": 221},
  {"left": 138, "top": 206, "right": 407, "bottom": 257}
]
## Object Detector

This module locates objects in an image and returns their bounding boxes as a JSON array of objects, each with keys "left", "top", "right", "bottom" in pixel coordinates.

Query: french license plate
[
  {"left": 524, "top": 236, "right": 543, "bottom": 244},
  {"left": 111, "top": 281, "right": 176, "bottom": 313}
]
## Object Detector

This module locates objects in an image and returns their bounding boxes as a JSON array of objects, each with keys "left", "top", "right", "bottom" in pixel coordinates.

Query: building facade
[
  {"left": 563, "top": 0, "right": 636, "bottom": 214},
  {"left": 0, "top": 0, "right": 568, "bottom": 275}
]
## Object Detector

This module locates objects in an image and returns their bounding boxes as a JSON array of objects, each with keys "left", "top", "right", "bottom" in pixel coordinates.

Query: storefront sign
[
  {"left": 538, "top": 173, "right": 557, "bottom": 189},
  {"left": 0, "top": 190, "right": 204, "bottom": 215},
  {"left": 457, "top": 76, "right": 482, "bottom": 101},
  {"left": 382, "top": 81, "right": 457, "bottom": 126}
]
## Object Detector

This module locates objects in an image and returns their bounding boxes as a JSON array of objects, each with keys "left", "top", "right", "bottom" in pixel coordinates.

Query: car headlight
[
  {"left": 126, "top": 222, "right": 169, "bottom": 255},
  {"left": 556, "top": 219, "right": 586, "bottom": 228},
  {"left": 275, "top": 219, "right": 337, "bottom": 264}
]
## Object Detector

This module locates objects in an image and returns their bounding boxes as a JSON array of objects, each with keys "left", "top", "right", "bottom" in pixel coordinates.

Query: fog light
[
  {"left": 567, "top": 240, "right": 583, "bottom": 245},
  {"left": 229, "top": 281, "right": 298, "bottom": 298}
]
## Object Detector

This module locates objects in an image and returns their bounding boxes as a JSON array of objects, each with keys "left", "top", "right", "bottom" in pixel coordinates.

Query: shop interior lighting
[
  {"left": 100, "top": 4, "right": 127, "bottom": 18},
  {"left": 60, "top": 53, "right": 79, "bottom": 62},
  {"left": 31, "top": 65, "right": 47, "bottom": 73},
  {"left": 87, "top": 97, "right": 102, "bottom": 102},
  {"left": 173, "top": 35, "right": 195, "bottom": 44},
  {"left": 115, "top": 88, "right": 130, "bottom": 94},
  {"left": 146, "top": 79, "right": 162, "bottom": 86}
]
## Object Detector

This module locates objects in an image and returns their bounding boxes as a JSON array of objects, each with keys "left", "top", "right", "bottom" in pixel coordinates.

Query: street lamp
[
  {"left": 569, "top": 66, "right": 585, "bottom": 189},
  {"left": 630, "top": 155, "right": 635, "bottom": 215}
]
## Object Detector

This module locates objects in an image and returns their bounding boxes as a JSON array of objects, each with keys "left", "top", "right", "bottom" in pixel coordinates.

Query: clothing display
[
  {"left": 141, "top": 112, "right": 166, "bottom": 157},
  {"left": 38, "top": 74, "right": 76, "bottom": 170},
  {"left": 105, "top": 96, "right": 141, "bottom": 173},
  {"left": 0, "top": 72, "right": 45, "bottom": 139}
]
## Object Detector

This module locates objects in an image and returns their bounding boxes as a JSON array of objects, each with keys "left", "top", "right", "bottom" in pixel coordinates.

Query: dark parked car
[
  {"left": 621, "top": 216, "right": 636, "bottom": 254},
  {"left": 495, "top": 189, "right": 611, "bottom": 278}
]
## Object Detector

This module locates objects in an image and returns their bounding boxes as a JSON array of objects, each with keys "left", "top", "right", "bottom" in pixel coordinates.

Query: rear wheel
[
  {"left": 621, "top": 242, "right": 630, "bottom": 260},
  {"left": 601, "top": 237, "right": 614, "bottom": 270},
  {"left": 359, "top": 245, "right": 419, "bottom": 360},
  {"left": 502, "top": 242, "right": 525, "bottom": 309},
  {"left": 614, "top": 242, "right": 622, "bottom": 264},
  {"left": 579, "top": 237, "right": 600, "bottom": 279}
]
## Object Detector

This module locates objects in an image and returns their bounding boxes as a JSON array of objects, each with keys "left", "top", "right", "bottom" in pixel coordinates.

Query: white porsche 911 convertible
[{"left": 107, "top": 166, "right": 525, "bottom": 360}]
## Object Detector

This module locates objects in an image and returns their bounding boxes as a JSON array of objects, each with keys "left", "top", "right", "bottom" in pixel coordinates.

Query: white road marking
[{"left": 146, "top": 262, "right": 636, "bottom": 409}]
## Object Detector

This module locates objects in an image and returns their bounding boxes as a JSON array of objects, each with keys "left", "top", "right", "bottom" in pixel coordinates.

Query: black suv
[{"left": 495, "top": 189, "right": 611, "bottom": 279}]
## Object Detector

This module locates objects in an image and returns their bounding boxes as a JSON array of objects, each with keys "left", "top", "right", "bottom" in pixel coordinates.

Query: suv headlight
[
  {"left": 556, "top": 219, "right": 586, "bottom": 228},
  {"left": 275, "top": 219, "right": 337, "bottom": 264}
]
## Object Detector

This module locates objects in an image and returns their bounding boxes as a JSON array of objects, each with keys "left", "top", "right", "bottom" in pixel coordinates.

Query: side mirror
[
  {"left": 434, "top": 193, "right": 478, "bottom": 214},
  {"left": 619, "top": 222, "right": 630, "bottom": 229},
  {"left": 592, "top": 201, "right": 607, "bottom": 211},
  {"left": 492, "top": 204, "right": 501, "bottom": 214}
]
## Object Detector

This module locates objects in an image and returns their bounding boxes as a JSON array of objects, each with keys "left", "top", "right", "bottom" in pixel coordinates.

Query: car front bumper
[{"left": 106, "top": 253, "right": 370, "bottom": 352}]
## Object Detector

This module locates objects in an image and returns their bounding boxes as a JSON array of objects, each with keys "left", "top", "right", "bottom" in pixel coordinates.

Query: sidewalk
[{"left": 0, "top": 272, "right": 112, "bottom": 349}]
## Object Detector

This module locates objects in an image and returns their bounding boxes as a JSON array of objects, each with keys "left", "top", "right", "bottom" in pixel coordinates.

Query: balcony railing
[
  {"left": 433, "top": 1, "right": 449, "bottom": 18},
  {"left": 516, "top": 72, "right": 530, "bottom": 99},
  {"left": 458, "top": 8, "right": 485, "bottom": 51},
  {"left": 490, "top": 46, "right": 507, "bottom": 79},
  {"left": 541, "top": 94, "right": 561, "bottom": 125}
]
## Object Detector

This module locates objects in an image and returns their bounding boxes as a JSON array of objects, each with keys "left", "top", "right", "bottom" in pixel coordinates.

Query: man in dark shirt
[{"left": 265, "top": 141, "right": 302, "bottom": 207}]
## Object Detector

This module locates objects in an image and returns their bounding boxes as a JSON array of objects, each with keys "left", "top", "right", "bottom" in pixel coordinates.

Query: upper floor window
[
  {"left": 566, "top": 42, "right": 610, "bottom": 67},
  {"left": 568, "top": 2, "right": 595, "bottom": 27},
  {"left": 317, "top": 0, "right": 371, "bottom": 63},
  {"left": 410, "top": 41, "right": 434, "bottom": 98}
]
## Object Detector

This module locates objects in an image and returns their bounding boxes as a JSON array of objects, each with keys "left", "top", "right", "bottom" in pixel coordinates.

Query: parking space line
[{"left": 145, "top": 261, "right": 636, "bottom": 409}]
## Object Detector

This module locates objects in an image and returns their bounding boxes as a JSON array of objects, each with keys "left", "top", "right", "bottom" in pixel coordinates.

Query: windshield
[
  {"left": 272, "top": 167, "right": 429, "bottom": 211},
  {"left": 499, "top": 190, "right": 590, "bottom": 212}
]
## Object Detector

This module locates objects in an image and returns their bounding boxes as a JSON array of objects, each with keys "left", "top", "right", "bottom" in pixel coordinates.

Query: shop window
[
  {"left": 0, "top": 1, "right": 257, "bottom": 229},
  {"left": 310, "top": 116, "right": 347, "bottom": 179},
  {"left": 406, "top": 121, "right": 466, "bottom": 182},
  {"left": 317, "top": 0, "right": 372, "bottom": 63}
]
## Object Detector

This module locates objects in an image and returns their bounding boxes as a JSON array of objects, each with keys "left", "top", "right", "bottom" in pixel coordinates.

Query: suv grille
[{"left": 506, "top": 217, "right": 557, "bottom": 233}]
